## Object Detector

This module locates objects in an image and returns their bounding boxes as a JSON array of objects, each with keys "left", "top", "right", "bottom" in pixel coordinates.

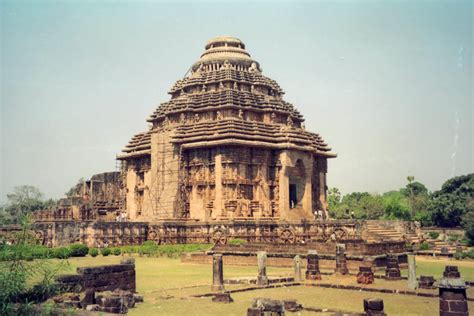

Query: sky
[{"left": 1, "top": 0, "right": 472, "bottom": 202}]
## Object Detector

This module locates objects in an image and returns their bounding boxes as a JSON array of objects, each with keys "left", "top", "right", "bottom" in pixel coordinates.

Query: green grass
[
  {"left": 24, "top": 255, "right": 474, "bottom": 315},
  {"left": 404, "top": 257, "right": 474, "bottom": 280}
]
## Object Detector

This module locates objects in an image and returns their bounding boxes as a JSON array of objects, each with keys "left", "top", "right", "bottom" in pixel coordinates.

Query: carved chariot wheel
[
  {"left": 333, "top": 228, "right": 346, "bottom": 241},
  {"left": 147, "top": 230, "right": 161, "bottom": 245},
  {"left": 278, "top": 229, "right": 296, "bottom": 244},
  {"left": 211, "top": 229, "right": 228, "bottom": 245},
  {"left": 35, "top": 231, "right": 45, "bottom": 245}
]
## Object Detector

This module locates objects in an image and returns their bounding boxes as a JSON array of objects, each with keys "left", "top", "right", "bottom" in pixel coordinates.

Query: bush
[
  {"left": 112, "top": 247, "right": 121, "bottom": 256},
  {"left": 142, "top": 240, "right": 157, "bottom": 247},
  {"left": 418, "top": 242, "right": 430, "bottom": 251},
  {"left": 53, "top": 247, "right": 71, "bottom": 259},
  {"left": 88, "top": 248, "right": 99, "bottom": 257},
  {"left": 68, "top": 244, "right": 89, "bottom": 257},
  {"left": 466, "top": 248, "right": 474, "bottom": 259},
  {"left": 101, "top": 248, "right": 111, "bottom": 256},
  {"left": 447, "top": 234, "right": 460, "bottom": 242},
  {"left": 228, "top": 238, "right": 247, "bottom": 246},
  {"left": 454, "top": 251, "right": 466, "bottom": 260},
  {"left": 428, "top": 231, "right": 440, "bottom": 240}
]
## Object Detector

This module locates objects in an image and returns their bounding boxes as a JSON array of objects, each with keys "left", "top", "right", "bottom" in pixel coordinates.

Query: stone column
[
  {"left": 212, "top": 254, "right": 225, "bottom": 292},
  {"left": 385, "top": 254, "right": 401, "bottom": 280},
  {"left": 439, "top": 266, "right": 468, "bottom": 316},
  {"left": 407, "top": 254, "right": 417, "bottom": 289},
  {"left": 293, "top": 255, "right": 302, "bottom": 282},
  {"left": 335, "top": 243, "right": 348, "bottom": 275},
  {"left": 363, "top": 298, "right": 386, "bottom": 316},
  {"left": 257, "top": 251, "right": 269, "bottom": 286},
  {"left": 357, "top": 266, "right": 374, "bottom": 284},
  {"left": 305, "top": 250, "right": 321, "bottom": 280}
]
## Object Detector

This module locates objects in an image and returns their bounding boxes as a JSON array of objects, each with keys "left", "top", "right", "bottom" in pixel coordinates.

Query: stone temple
[
  {"left": 117, "top": 36, "right": 335, "bottom": 223},
  {"left": 27, "top": 37, "right": 420, "bottom": 257}
]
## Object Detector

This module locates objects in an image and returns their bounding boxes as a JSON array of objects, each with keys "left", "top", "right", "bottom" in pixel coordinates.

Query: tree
[
  {"left": 330, "top": 192, "right": 384, "bottom": 220},
  {"left": 429, "top": 174, "right": 474, "bottom": 227},
  {"left": 0, "top": 186, "right": 47, "bottom": 224},
  {"left": 327, "top": 187, "right": 342, "bottom": 214},
  {"left": 382, "top": 191, "right": 411, "bottom": 220}
]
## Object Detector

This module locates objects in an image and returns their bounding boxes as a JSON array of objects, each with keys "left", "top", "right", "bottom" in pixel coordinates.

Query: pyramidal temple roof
[{"left": 118, "top": 37, "right": 336, "bottom": 160}]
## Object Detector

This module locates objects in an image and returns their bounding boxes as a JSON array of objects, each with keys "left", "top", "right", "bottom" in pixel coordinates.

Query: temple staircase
[{"left": 365, "top": 222, "right": 418, "bottom": 244}]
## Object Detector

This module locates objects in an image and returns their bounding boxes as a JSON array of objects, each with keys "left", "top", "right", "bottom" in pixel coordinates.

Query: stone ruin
[
  {"left": 51, "top": 258, "right": 143, "bottom": 314},
  {"left": 438, "top": 265, "right": 469, "bottom": 316}
]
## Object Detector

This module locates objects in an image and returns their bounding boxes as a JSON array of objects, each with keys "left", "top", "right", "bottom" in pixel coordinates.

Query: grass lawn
[{"left": 53, "top": 255, "right": 474, "bottom": 315}]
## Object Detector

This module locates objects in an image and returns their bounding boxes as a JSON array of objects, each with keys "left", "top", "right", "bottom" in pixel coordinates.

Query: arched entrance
[{"left": 288, "top": 159, "right": 306, "bottom": 209}]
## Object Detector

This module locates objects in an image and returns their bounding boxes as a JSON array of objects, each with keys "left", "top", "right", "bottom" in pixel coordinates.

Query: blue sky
[{"left": 1, "top": 0, "right": 472, "bottom": 202}]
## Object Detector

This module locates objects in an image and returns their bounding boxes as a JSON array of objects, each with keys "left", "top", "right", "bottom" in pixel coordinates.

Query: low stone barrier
[{"left": 56, "top": 258, "right": 136, "bottom": 293}]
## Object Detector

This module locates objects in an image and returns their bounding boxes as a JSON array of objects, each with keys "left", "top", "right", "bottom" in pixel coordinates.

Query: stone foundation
[
  {"left": 55, "top": 259, "right": 136, "bottom": 303},
  {"left": 305, "top": 251, "right": 322, "bottom": 280},
  {"left": 385, "top": 254, "right": 401, "bottom": 280}
]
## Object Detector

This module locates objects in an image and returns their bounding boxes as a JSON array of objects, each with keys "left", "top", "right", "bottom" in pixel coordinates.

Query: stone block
[
  {"left": 85, "top": 304, "right": 100, "bottom": 311},
  {"left": 418, "top": 275, "right": 435, "bottom": 289},
  {"left": 283, "top": 299, "right": 302, "bottom": 312},
  {"left": 363, "top": 298, "right": 386, "bottom": 316},
  {"left": 443, "top": 266, "right": 461, "bottom": 279},
  {"left": 212, "top": 292, "right": 233, "bottom": 303}
]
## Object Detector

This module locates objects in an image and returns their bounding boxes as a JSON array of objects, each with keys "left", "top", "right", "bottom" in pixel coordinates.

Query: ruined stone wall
[
  {"left": 33, "top": 221, "right": 148, "bottom": 248},
  {"left": 55, "top": 261, "right": 136, "bottom": 293}
]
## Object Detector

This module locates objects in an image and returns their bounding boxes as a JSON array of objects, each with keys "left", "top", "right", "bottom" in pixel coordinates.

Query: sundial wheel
[
  {"left": 211, "top": 229, "right": 227, "bottom": 245},
  {"left": 334, "top": 228, "right": 346, "bottom": 241},
  {"left": 35, "top": 231, "right": 45, "bottom": 245},
  {"left": 279, "top": 229, "right": 296, "bottom": 244},
  {"left": 147, "top": 230, "right": 161, "bottom": 245}
]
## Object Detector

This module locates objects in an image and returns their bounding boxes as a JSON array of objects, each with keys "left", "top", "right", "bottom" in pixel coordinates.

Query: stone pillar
[
  {"left": 257, "top": 251, "right": 269, "bottom": 286},
  {"left": 419, "top": 275, "right": 435, "bottom": 289},
  {"left": 363, "top": 298, "right": 386, "bottom": 316},
  {"left": 357, "top": 266, "right": 374, "bottom": 284},
  {"left": 305, "top": 250, "right": 321, "bottom": 280},
  {"left": 439, "top": 266, "right": 468, "bottom": 316},
  {"left": 335, "top": 243, "right": 348, "bottom": 275},
  {"left": 212, "top": 254, "right": 225, "bottom": 292},
  {"left": 293, "top": 255, "right": 302, "bottom": 282},
  {"left": 407, "top": 254, "right": 417, "bottom": 289},
  {"left": 385, "top": 254, "right": 401, "bottom": 280}
]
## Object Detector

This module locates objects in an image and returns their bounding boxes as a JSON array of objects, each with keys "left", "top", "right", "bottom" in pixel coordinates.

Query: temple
[
  {"left": 25, "top": 37, "right": 420, "bottom": 255},
  {"left": 117, "top": 36, "right": 336, "bottom": 222}
]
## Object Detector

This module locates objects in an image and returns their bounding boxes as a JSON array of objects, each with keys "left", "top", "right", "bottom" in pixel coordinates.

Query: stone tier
[
  {"left": 170, "top": 68, "right": 283, "bottom": 94},
  {"left": 148, "top": 89, "right": 302, "bottom": 122},
  {"left": 171, "top": 118, "right": 334, "bottom": 155}
]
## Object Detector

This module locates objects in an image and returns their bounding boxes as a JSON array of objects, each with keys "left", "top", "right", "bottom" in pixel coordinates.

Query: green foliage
[
  {"left": 0, "top": 186, "right": 54, "bottom": 225},
  {"left": 88, "top": 248, "right": 99, "bottom": 257},
  {"left": 329, "top": 191, "right": 384, "bottom": 220},
  {"left": 428, "top": 231, "right": 440, "bottom": 240},
  {"left": 462, "top": 209, "right": 474, "bottom": 246},
  {"left": 454, "top": 249, "right": 474, "bottom": 260},
  {"left": 119, "top": 243, "right": 211, "bottom": 258},
  {"left": 228, "top": 238, "right": 247, "bottom": 246},
  {"left": 101, "top": 248, "right": 111, "bottom": 256},
  {"left": 53, "top": 247, "right": 71, "bottom": 259},
  {"left": 0, "top": 215, "right": 68, "bottom": 314},
  {"left": 68, "top": 244, "right": 89, "bottom": 257},
  {"left": 418, "top": 242, "right": 431, "bottom": 251},
  {"left": 429, "top": 174, "right": 474, "bottom": 227},
  {"left": 382, "top": 191, "right": 411, "bottom": 220},
  {"left": 112, "top": 247, "right": 121, "bottom": 256}
]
